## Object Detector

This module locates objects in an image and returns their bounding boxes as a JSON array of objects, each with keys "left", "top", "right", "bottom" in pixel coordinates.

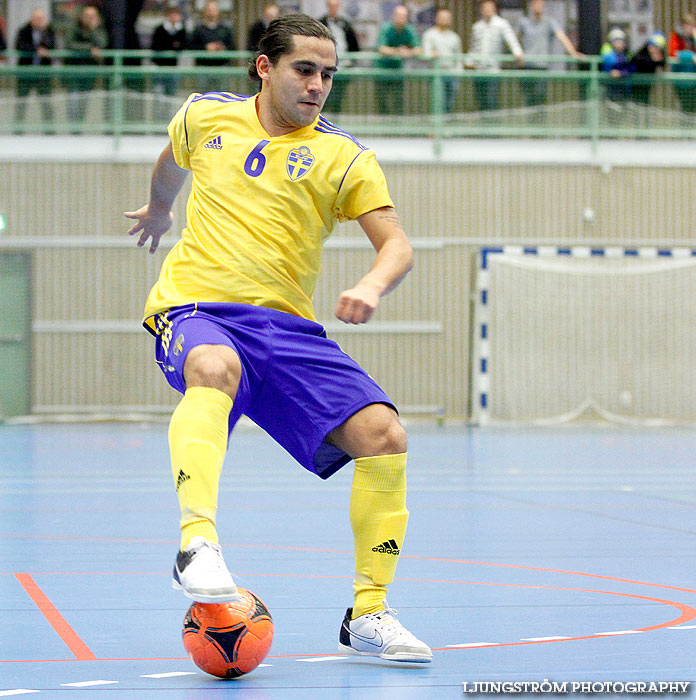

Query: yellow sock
[
  {"left": 169, "top": 386, "right": 233, "bottom": 550},
  {"left": 180, "top": 519, "right": 219, "bottom": 547},
  {"left": 350, "top": 453, "right": 409, "bottom": 619}
]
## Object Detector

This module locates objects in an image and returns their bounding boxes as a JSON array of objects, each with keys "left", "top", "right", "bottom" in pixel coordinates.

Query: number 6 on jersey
[{"left": 244, "top": 140, "right": 271, "bottom": 177}]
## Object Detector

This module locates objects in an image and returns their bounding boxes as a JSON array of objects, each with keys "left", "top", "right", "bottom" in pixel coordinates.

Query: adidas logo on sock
[
  {"left": 176, "top": 469, "right": 191, "bottom": 491},
  {"left": 372, "top": 539, "right": 400, "bottom": 555},
  {"left": 204, "top": 135, "right": 222, "bottom": 150}
]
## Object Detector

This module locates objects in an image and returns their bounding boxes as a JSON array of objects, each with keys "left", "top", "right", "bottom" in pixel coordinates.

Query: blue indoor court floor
[{"left": 1, "top": 422, "right": 695, "bottom": 698}]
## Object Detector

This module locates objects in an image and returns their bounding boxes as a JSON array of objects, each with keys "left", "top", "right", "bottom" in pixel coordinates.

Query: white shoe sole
[
  {"left": 338, "top": 642, "right": 432, "bottom": 663},
  {"left": 172, "top": 578, "right": 242, "bottom": 604}
]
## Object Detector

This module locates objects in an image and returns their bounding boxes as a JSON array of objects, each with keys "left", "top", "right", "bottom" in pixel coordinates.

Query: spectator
[
  {"left": 14, "top": 8, "right": 57, "bottom": 131},
  {"left": 668, "top": 13, "right": 696, "bottom": 57},
  {"left": 189, "top": 0, "right": 236, "bottom": 94},
  {"left": 151, "top": 3, "right": 187, "bottom": 121},
  {"left": 0, "top": 19, "right": 6, "bottom": 56},
  {"left": 247, "top": 4, "right": 278, "bottom": 52},
  {"left": 63, "top": 4, "right": 109, "bottom": 127},
  {"left": 468, "top": 0, "right": 524, "bottom": 113},
  {"left": 375, "top": 4, "right": 421, "bottom": 115},
  {"left": 319, "top": 0, "right": 360, "bottom": 113},
  {"left": 630, "top": 32, "right": 666, "bottom": 107},
  {"left": 422, "top": 8, "right": 462, "bottom": 113},
  {"left": 601, "top": 27, "right": 633, "bottom": 103},
  {"left": 103, "top": 2, "right": 146, "bottom": 132},
  {"left": 517, "top": 0, "right": 581, "bottom": 112},
  {"left": 668, "top": 13, "right": 696, "bottom": 113}
]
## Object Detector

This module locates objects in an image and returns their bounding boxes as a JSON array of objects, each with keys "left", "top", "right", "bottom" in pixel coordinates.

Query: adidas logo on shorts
[{"left": 372, "top": 539, "right": 400, "bottom": 555}]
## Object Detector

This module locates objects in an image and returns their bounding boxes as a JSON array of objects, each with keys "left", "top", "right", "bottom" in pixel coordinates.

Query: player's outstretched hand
[
  {"left": 335, "top": 282, "right": 380, "bottom": 324},
  {"left": 124, "top": 205, "right": 173, "bottom": 254}
]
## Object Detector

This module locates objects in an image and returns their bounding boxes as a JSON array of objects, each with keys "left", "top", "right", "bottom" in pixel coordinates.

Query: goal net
[{"left": 474, "top": 246, "right": 696, "bottom": 425}]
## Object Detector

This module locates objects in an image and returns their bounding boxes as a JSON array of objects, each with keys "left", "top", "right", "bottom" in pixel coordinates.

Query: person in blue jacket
[{"left": 601, "top": 27, "right": 634, "bottom": 103}]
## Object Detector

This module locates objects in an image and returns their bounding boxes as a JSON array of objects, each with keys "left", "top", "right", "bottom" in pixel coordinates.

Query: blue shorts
[{"left": 148, "top": 303, "right": 395, "bottom": 479}]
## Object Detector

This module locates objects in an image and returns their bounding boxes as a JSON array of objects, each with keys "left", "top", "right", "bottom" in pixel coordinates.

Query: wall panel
[{"left": 1, "top": 159, "right": 693, "bottom": 419}]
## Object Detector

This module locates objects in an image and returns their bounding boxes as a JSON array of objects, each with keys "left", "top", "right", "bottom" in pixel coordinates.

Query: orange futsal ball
[{"left": 182, "top": 588, "right": 274, "bottom": 678}]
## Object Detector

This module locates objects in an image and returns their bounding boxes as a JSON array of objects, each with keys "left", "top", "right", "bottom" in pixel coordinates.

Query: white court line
[
  {"left": 449, "top": 626, "right": 690, "bottom": 650},
  {"left": 60, "top": 681, "right": 119, "bottom": 687},
  {"left": 521, "top": 636, "right": 571, "bottom": 641},
  {"left": 258, "top": 664, "right": 272, "bottom": 667},
  {"left": 141, "top": 672, "right": 197, "bottom": 678},
  {"left": 0, "top": 692, "right": 40, "bottom": 697},
  {"left": 297, "top": 656, "right": 346, "bottom": 662}
]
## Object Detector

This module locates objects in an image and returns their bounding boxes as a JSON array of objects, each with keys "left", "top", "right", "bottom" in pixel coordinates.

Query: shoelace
[
  {"left": 369, "top": 606, "right": 418, "bottom": 642},
  {"left": 198, "top": 541, "right": 229, "bottom": 574},
  {"left": 375, "top": 605, "right": 399, "bottom": 622}
]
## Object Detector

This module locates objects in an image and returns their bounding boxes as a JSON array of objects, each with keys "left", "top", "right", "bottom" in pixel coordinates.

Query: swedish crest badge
[{"left": 286, "top": 146, "right": 315, "bottom": 181}]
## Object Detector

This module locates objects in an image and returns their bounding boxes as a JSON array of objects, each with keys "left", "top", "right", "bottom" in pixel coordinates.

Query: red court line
[
  {"left": 2, "top": 533, "right": 696, "bottom": 596},
  {"left": 14, "top": 573, "right": 96, "bottom": 661},
  {"left": 429, "top": 581, "right": 696, "bottom": 652},
  {"left": 402, "top": 556, "right": 696, "bottom": 595},
  {"left": 5, "top": 574, "right": 695, "bottom": 664},
  {"left": 1, "top": 657, "right": 188, "bottom": 664}
]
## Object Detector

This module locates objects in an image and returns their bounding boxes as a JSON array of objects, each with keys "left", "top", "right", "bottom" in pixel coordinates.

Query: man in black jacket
[
  {"left": 14, "top": 8, "right": 56, "bottom": 130},
  {"left": 246, "top": 4, "right": 279, "bottom": 52},
  {"left": 319, "top": 0, "right": 359, "bottom": 112},
  {"left": 151, "top": 4, "right": 187, "bottom": 121},
  {"left": 102, "top": 0, "right": 146, "bottom": 130},
  {"left": 189, "top": 0, "right": 236, "bottom": 93},
  {"left": 152, "top": 5, "right": 187, "bottom": 67}
]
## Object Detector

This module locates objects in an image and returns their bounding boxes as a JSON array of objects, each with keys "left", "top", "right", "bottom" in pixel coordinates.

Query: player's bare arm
[
  {"left": 125, "top": 142, "right": 189, "bottom": 253},
  {"left": 335, "top": 206, "right": 413, "bottom": 325}
]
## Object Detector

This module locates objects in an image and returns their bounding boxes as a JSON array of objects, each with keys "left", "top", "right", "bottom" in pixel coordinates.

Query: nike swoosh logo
[{"left": 344, "top": 624, "right": 383, "bottom": 647}]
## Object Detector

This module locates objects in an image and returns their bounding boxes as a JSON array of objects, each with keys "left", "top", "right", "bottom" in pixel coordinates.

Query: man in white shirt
[
  {"left": 468, "top": 0, "right": 524, "bottom": 112},
  {"left": 422, "top": 8, "right": 462, "bottom": 112}
]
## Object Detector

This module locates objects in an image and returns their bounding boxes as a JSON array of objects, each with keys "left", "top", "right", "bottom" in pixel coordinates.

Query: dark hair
[{"left": 248, "top": 13, "right": 336, "bottom": 80}]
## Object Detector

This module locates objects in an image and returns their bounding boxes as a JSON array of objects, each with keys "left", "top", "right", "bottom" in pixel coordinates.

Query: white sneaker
[
  {"left": 172, "top": 537, "right": 241, "bottom": 603},
  {"left": 338, "top": 604, "right": 433, "bottom": 663}
]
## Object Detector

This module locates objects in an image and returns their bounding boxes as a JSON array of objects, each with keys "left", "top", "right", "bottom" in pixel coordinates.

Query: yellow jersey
[{"left": 143, "top": 92, "right": 394, "bottom": 326}]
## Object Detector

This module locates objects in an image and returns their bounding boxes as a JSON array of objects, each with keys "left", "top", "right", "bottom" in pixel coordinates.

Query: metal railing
[{"left": 1, "top": 50, "right": 695, "bottom": 147}]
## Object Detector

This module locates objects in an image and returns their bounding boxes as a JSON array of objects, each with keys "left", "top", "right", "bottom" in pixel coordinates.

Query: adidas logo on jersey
[
  {"left": 372, "top": 539, "right": 400, "bottom": 555},
  {"left": 204, "top": 135, "right": 222, "bottom": 150}
]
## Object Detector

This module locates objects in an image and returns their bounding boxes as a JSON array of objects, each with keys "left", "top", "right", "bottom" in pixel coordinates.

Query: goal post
[{"left": 473, "top": 246, "right": 696, "bottom": 425}]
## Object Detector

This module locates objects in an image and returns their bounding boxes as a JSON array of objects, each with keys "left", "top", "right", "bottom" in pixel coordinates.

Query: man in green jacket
[
  {"left": 63, "top": 4, "right": 109, "bottom": 126},
  {"left": 375, "top": 5, "right": 421, "bottom": 114}
]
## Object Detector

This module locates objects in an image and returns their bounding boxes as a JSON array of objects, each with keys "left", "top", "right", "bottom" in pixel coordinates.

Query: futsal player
[{"left": 125, "top": 13, "right": 432, "bottom": 663}]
